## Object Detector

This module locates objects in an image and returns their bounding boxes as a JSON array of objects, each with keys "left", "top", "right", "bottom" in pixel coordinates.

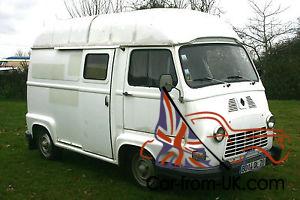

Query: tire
[
  {"left": 130, "top": 150, "right": 158, "bottom": 188},
  {"left": 37, "top": 130, "right": 61, "bottom": 160}
]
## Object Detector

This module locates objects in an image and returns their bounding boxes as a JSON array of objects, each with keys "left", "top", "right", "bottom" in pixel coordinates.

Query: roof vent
[{"left": 228, "top": 98, "right": 238, "bottom": 112}]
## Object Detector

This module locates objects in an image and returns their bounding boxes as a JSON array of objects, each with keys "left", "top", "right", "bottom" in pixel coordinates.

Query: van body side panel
[
  {"left": 27, "top": 49, "right": 83, "bottom": 146},
  {"left": 27, "top": 48, "right": 114, "bottom": 158}
]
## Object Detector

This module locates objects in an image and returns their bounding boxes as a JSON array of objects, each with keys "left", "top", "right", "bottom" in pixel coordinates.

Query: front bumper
[{"left": 157, "top": 146, "right": 281, "bottom": 179}]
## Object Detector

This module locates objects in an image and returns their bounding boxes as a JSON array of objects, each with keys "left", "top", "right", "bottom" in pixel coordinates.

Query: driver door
[{"left": 123, "top": 48, "right": 179, "bottom": 134}]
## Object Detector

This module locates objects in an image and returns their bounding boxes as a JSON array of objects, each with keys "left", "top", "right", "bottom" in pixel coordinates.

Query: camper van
[{"left": 26, "top": 9, "right": 279, "bottom": 187}]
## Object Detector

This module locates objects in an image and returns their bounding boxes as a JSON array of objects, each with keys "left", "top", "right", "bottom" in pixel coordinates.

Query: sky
[{"left": 0, "top": 0, "right": 299, "bottom": 58}]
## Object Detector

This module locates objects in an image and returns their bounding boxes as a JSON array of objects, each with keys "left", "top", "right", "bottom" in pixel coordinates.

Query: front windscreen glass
[{"left": 179, "top": 44, "right": 258, "bottom": 88}]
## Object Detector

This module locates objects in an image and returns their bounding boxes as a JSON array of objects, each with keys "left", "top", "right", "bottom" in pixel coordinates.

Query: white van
[{"left": 26, "top": 9, "right": 279, "bottom": 187}]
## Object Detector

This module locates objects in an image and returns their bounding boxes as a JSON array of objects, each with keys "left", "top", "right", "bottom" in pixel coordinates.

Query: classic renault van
[{"left": 26, "top": 8, "right": 279, "bottom": 187}]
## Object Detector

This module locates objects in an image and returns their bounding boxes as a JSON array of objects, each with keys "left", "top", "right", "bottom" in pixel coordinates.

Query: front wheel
[
  {"left": 37, "top": 131, "right": 61, "bottom": 160},
  {"left": 130, "top": 151, "right": 157, "bottom": 187}
]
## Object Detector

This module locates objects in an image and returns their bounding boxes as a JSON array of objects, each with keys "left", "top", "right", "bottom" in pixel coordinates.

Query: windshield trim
[{"left": 178, "top": 43, "right": 259, "bottom": 89}]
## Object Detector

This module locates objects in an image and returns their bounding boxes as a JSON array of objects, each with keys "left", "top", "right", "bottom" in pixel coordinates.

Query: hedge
[
  {"left": 0, "top": 70, "right": 27, "bottom": 100},
  {"left": 262, "top": 37, "right": 300, "bottom": 100}
]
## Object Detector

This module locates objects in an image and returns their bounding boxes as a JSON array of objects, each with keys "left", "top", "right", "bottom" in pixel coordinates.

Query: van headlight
[
  {"left": 266, "top": 115, "right": 275, "bottom": 129},
  {"left": 213, "top": 127, "right": 225, "bottom": 142}
]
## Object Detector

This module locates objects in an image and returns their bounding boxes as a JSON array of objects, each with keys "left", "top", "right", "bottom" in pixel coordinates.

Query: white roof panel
[
  {"left": 33, "top": 16, "right": 96, "bottom": 48},
  {"left": 33, "top": 9, "right": 239, "bottom": 48}
]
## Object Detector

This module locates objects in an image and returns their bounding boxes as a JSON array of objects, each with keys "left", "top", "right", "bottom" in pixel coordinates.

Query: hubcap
[
  {"left": 132, "top": 154, "right": 155, "bottom": 186},
  {"left": 39, "top": 134, "right": 52, "bottom": 157}
]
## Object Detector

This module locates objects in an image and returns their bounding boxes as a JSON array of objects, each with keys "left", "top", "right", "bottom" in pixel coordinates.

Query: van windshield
[{"left": 179, "top": 44, "right": 258, "bottom": 88}]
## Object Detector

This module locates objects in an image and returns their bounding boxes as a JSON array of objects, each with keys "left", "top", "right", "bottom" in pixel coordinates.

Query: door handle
[
  {"left": 123, "top": 92, "right": 133, "bottom": 96},
  {"left": 105, "top": 95, "right": 109, "bottom": 107}
]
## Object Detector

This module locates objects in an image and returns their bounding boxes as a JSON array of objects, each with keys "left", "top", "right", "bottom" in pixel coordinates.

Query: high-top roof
[{"left": 33, "top": 8, "right": 239, "bottom": 48}]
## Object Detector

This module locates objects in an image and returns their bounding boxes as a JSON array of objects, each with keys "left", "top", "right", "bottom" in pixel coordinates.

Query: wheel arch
[
  {"left": 118, "top": 144, "right": 155, "bottom": 168},
  {"left": 31, "top": 123, "right": 52, "bottom": 146},
  {"left": 26, "top": 113, "right": 57, "bottom": 146},
  {"left": 116, "top": 131, "right": 162, "bottom": 167}
]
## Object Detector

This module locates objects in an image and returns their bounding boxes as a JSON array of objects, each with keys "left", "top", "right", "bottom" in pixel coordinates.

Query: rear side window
[
  {"left": 128, "top": 49, "right": 177, "bottom": 87},
  {"left": 84, "top": 54, "right": 109, "bottom": 80}
]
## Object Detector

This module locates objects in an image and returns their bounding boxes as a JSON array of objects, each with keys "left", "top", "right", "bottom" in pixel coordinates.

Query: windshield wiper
[
  {"left": 227, "top": 75, "right": 256, "bottom": 85},
  {"left": 194, "top": 77, "right": 231, "bottom": 87}
]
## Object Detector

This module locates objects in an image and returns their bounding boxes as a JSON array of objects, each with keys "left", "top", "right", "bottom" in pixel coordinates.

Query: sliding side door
[{"left": 80, "top": 49, "right": 114, "bottom": 158}]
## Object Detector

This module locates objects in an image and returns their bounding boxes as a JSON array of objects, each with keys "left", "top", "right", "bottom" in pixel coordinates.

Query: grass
[{"left": 0, "top": 100, "right": 299, "bottom": 199}]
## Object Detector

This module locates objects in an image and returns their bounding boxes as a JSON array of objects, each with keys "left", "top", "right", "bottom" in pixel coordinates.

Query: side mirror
[{"left": 159, "top": 74, "right": 174, "bottom": 92}]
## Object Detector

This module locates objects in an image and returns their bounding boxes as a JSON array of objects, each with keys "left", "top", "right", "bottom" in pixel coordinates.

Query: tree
[
  {"left": 15, "top": 49, "right": 30, "bottom": 70},
  {"left": 262, "top": 35, "right": 300, "bottom": 99},
  {"left": 189, "top": 0, "right": 223, "bottom": 15},
  {"left": 64, "top": 0, "right": 126, "bottom": 18},
  {"left": 130, "top": 0, "right": 174, "bottom": 9},
  {"left": 235, "top": 0, "right": 294, "bottom": 65},
  {"left": 130, "top": 0, "right": 222, "bottom": 15},
  {"left": 130, "top": 0, "right": 170, "bottom": 9},
  {"left": 297, "top": 17, "right": 300, "bottom": 38},
  {"left": 64, "top": 0, "right": 223, "bottom": 18}
]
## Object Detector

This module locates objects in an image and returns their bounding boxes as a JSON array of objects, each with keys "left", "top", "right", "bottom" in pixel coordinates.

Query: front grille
[
  {"left": 224, "top": 128, "right": 268, "bottom": 158},
  {"left": 246, "top": 96, "right": 257, "bottom": 108},
  {"left": 228, "top": 98, "right": 238, "bottom": 112}
]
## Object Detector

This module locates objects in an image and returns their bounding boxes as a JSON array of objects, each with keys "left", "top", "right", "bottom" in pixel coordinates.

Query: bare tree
[
  {"left": 64, "top": 0, "right": 126, "bottom": 18},
  {"left": 15, "top": 49, "right": 26, "bottom": 57},
  {"left": 297, "top": 17, "right": 300, "bottom": 38},
  {"left": 130, "top": 0, "right": 171, "bottom": 9},
  {"left": 15, "top": 49, "right": 30, "bottom": 70},
  {"left": 130, "top": 0, "right": 222, "bottom": 15},
  {"left": 130, "top": 0, "right": 193, "bottom": 10},
  {"left": 235, "top": 0, "right": 294, "bottom": 64},
  {"left": 64, "top": 0, "right": 222, "bottom": 18},
  {"left": 172, "top": 0, "right": 189, "bottom": 8},
  {"left": 189, "top": 0, "right": 223, "bottom": 15}
]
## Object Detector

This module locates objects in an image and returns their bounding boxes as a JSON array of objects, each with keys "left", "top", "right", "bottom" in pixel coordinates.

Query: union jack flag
[{"left": 154, "top": 89, "right": 212, "bottom": 169}]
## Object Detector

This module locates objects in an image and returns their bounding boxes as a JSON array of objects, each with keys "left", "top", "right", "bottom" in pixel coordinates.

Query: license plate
[{"left": 240, "top": 157, "right": 266, "bottom": 174}]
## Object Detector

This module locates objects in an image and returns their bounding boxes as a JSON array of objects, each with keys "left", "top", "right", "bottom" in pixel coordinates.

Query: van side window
[
  {"left": 128, "top": 49, "right": 178, "bottom": 87},
  {"left": 84, "top": 54, "right": 109, "bottom": 80}
]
